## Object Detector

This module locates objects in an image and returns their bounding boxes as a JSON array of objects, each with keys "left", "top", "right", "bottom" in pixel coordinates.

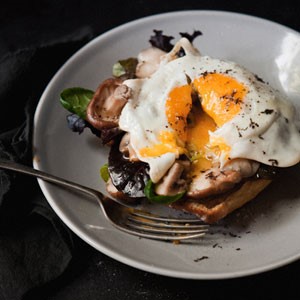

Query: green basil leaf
[
  {"left": 100, "top": 163, "right": 110, "bottom": 182},
  {"left": 60, "top": 87, "right": 94, "bottom": 119},
  {"left": 112, "top": 62, "right": 126, "bottom": 77},
  {"left": 112, "top": 57, "right": 138, "bottom": 78},
  {"left": 144, "top": 180, "right": 185, "bottom": 204}
]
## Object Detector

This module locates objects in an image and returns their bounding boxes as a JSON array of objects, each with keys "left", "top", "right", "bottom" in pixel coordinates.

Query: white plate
[{"left": 33, "top": 10, "right": 300, "bottom": 279}]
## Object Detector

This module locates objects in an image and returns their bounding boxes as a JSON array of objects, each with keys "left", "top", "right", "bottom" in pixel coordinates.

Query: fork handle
[{"left": 0, "top": 159, "right": 98, "bottom": 199}]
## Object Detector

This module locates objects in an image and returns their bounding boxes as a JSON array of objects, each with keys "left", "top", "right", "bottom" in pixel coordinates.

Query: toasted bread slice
[{"left": 171, "top": 178, "right": 271, "bottom": 224}]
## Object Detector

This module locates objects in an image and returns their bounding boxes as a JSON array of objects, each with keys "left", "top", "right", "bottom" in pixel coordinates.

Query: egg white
[{"left": 119, "top": 38, "right": 300, "bottom": 182}]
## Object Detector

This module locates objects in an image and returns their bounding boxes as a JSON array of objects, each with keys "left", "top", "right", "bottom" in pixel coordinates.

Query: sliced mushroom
[
  {"left": 161, "top": 38, "right": 200, "bottom": 64},
  {"left": 119, "top": 133, "right": 139, "bottom": 161},
  {"left": 187, "top": 168, "right": 242, "bottom": 199},
  {"left": 187, "top": 159, "right": 260, "bottom": 199},
  {"left": 135, "top": 47, "right": 166, "bottom": 78},
  {"left": 155, "top": 160, "right": 190, "bottom": 196},
  {"left": 222, "top": 158, "right": 260, "bottom": 178},
  {"left": 86, "top": 78, "right": 131, "bottom": 130}
]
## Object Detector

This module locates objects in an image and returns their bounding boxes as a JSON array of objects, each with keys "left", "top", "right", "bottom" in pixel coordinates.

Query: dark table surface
[{"left": 1, "top": 1, "right": 300, "bottom": 299}]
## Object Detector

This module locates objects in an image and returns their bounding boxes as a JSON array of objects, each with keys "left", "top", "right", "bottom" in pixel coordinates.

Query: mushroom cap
[{"left": 86, "top": 78, "right": 131, "bottom": 130}]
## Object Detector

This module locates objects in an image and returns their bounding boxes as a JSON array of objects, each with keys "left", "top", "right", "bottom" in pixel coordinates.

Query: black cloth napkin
[{"left": 0, "top": 26, "right": 94, "bottom": 300}]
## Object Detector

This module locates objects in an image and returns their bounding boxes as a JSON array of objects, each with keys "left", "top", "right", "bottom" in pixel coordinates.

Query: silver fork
[{"left": 0, "top": 160, "right": 208, "bottom": 241}]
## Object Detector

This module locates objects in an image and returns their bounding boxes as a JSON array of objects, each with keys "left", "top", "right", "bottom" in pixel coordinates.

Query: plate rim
[{"left": 33, "top": 9, "right": 300, "bottom": 280}]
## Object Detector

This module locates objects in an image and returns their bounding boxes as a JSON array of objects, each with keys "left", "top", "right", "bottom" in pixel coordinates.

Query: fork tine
[
  {"left": 128, "top": 215, "right": 209, "bottom": 229},
  {"left": 119, "top": 226, "right": 207, "bottom": 241},
  {"left": 124, "top": 211, "right": 209, "bottom": 241},
  {"left": 133, "top": 231, "right": 206, "bottom": 241},
  {"left": 123, "top": 229, "right": 205, "bottom": 241},
  {"left": 126, "top": 221, "right": 208, "bottom": 234},
  {"left": 131, "top": 210, "right": 206, "bottom": 223}
]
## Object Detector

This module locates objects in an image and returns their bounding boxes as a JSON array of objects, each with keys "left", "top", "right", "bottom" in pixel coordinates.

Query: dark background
[{"left": 1, "top": 1, "right": 300, "bottom": 299}]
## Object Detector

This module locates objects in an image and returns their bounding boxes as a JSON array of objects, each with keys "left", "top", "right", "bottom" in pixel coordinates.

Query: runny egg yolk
[
  {"left": 139, "top": 85, "right": 192, "bottom": 158},
  {"left": 186, "top": 106, "right": 216, "bottom": 173},
  {"left": 193, "top": 73, "right": 248, "bottom": 127},
  {"left": 139, "top": 73, "right": 247, "bottom": 172},
  {"left": 166, "top": 85, "right": 193, "bottom": 143},
  {"left": 139, "top": 131, "right": 186, "bottom": 157}
]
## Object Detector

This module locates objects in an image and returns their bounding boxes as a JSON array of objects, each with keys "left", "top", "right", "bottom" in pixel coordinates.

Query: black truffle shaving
[
  {"left": 108, "top": 135, "right": 150, "bottom": 197},
  {"left": 254, "top": 74, "right": 266, "bottom": 83}
]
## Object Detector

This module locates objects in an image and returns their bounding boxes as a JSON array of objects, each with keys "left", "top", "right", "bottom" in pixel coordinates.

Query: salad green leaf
[
  {"left": 112, "top": 57, "right": 138, "bottom": 78},
  {"left": 144, "top": 180, "right": 185, "bottom": 204},
  {"left": 60, "top": 87, "right": 94, "bottom": 119},
  {"left": 100, "top": 163, "right": 110, "bottom": 182}
]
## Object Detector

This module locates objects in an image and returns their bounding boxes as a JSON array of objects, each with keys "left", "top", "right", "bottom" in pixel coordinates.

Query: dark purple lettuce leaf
[
  {"left": 66, "top": 114, "right": 123, "bottom": 144},
  {"left": 177, "top": 30, "right": 203, "bottom": 57},
  {"left": 149, "top": 30, "right": 174, "bottom": 52},
  {"left": 108, "top": 136, "right": 149, "bottom": 198},
  {"left": 100, "top": 127, "right": 123, "bottom": 144},
  {"left": 179, "top": 30, "right": 202, "bottom": 43},
  {"left": 66, "top": 114, "right": 88, "bottom": 134},
  {"left": 66, "top": 113, "right": 102, "bottom": 137},
  {"left": 149, "top": 30, "right": 202, "bottom": 57}
]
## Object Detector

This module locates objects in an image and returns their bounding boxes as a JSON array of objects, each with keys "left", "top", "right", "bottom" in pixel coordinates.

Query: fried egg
[{"left": 119, "top": 38, "right": 300, "bottom": 183}]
